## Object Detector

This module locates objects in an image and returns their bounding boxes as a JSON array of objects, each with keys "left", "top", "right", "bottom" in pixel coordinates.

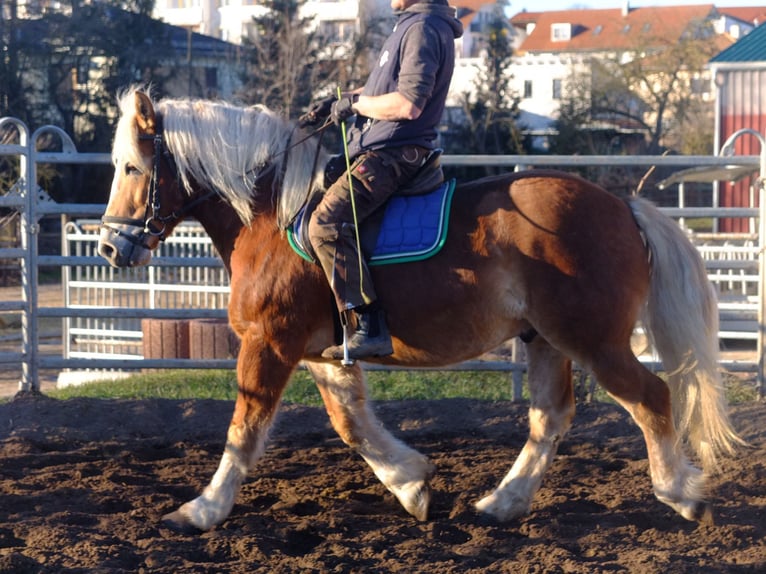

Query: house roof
[
  {"left": 453, "top": 0, "right": 497, "bottom": 28},
  {"left": 510, "top": 4, "right": 722, "bottom": 54},
  {"left": 16, "top": 7, "right": 238, "bottom": 61},
  {"left": 452, "top": 0, "right": 497, "bottom": 13},
  {"left": 716, "top": 6, "right": 766, "bottom": 25},
  {"left": 710, "top": 22, "right": 766, "bottom": 62},
  {"left": 509, "top": 10, "right": 543, "bottom": 25}
]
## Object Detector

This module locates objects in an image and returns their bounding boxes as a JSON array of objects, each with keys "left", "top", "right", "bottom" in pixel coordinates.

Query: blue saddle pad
[{"left": 287, "top": 179, "right": 456, "bottom": 266}]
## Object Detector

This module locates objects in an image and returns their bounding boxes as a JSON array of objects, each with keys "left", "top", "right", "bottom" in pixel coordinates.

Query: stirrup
[{"left": 322, "top": 309, "right": 393, "bottom": 362}]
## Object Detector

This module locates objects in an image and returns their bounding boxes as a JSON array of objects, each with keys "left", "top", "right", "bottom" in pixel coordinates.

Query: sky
[{"left": 510, "top": 0, "right": 766, "bottom": 14}]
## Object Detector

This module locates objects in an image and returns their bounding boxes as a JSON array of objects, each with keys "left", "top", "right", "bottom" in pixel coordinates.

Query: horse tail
[{"left": 627, "top": 197, "right": 746, "bottom": 471}]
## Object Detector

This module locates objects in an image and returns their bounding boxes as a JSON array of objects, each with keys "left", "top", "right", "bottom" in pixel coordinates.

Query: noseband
[{"left": 101, "top": 131, "right": 215, "bottom": 249}]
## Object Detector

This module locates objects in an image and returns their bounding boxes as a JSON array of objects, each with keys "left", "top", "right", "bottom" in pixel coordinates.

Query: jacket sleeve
[{"left": 397, "top": 21, "right": 444, "bottom": 110}]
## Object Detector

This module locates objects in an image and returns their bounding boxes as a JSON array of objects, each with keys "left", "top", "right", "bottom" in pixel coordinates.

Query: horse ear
[{"left": 134, "top": 91, "right": 156, "bottom": 134}]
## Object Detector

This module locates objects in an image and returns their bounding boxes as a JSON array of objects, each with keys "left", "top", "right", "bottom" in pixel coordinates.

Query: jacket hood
[{"left": 399, "top": 1, "right": 464, "bottom": 38}]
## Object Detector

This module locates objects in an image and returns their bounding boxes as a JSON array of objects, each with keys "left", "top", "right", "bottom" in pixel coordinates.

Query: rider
[{"left": 303, "top": 0, "right": 463, "bottom": 361}]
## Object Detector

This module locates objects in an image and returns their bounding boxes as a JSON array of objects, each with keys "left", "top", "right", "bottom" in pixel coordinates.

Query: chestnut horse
[{"left": 99, "top": 88, "right": 742, "bottom": 532}]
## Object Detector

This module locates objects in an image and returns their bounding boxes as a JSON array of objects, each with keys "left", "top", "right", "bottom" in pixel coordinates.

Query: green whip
[
  {"left": 337, "top": 86, "right": 366, "bottom": 303},
  {"left": 337, "top": 87, "right": 365, "bottom": 366}
]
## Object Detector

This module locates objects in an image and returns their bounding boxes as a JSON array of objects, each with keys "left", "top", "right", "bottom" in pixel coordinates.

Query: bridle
[
  {"left": 101, "top": 115, "right": 332, "bottom": 251},
  {"left": 100, "top": 131, "right": 215, "bottom": 248}
]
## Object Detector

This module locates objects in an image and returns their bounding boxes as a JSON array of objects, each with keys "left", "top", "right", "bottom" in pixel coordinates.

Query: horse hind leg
[
  {"left": 476, "top": 337, "right": 575, "bottom": 521},
  {"left": 591, "top": 349, "right": 712, "bottom": 524},
  {"left": 305, "top": 361, "right": 435, "bottom": 520}
]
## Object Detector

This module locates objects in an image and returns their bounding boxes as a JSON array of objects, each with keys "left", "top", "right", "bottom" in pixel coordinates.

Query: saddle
[{"left": 287, "top": 151, "right": 456, "bottom": 266}]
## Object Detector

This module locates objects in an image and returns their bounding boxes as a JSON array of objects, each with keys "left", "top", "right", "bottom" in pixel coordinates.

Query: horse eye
[{"left": 124, "top": 164, "right": 142, "bottom": 176}]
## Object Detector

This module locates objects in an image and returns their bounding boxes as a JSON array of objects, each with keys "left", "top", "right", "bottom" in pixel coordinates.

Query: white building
[
  {"left": 152, "top": 0, "right": 389, "bottom": 44},
  {"left": 151, "top": 0, "right": 501, "bottom": 103},
  {"left": 508, "top": 4, "right": 765, "bottom": 139}
]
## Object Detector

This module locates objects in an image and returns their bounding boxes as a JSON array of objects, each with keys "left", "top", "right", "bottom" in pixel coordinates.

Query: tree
[
  {"left": 238, "top": 0, "right": 333, "bottom": 118},
  {"left": 444, "top": 5, "right": 523, "bottom": 176},
  {"left": 1, "top": 1, "right": 172, "bottom": 148},
  {"left": 1, "top": 0, "right": 34, "bottom": 124},
  {"left": 1, "top": 1, "right": 176, "bottom": 202},
  {"left": 577, "top": 18, "right": 720, "bottom": 155}
]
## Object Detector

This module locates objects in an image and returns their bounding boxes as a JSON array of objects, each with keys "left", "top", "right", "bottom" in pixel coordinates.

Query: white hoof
[
  {"left": 475, "top": 491, "right": 530, "bottom": 522},
  {"left": 390, "top": 479, "right": 432, "bottom": 521},
  {"left": 162, "top": 494, "right": 230, "bottom": 532},
  {"left": 162, "top": 506, "right": 203, "bottom": 533},
  {"left": 656, "top": 494, "right": 714, "bottom": 524}
]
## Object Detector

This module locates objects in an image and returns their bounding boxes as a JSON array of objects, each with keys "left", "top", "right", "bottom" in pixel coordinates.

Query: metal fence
[
  {"left": 1, "top": 117, "right": 765, "bottom": 399},
  {"left": 62, "top": 220, "right": 229, "bottom": 362}
]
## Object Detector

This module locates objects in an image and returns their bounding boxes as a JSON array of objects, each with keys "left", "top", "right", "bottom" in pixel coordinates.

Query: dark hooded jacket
[{"left": 346, "top": 0, "right": 463, "bottom": 157}]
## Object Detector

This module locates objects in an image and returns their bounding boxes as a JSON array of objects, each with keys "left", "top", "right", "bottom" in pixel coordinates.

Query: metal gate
[{"left": 2, "top": 117, "right": 765, "bottom": 398}]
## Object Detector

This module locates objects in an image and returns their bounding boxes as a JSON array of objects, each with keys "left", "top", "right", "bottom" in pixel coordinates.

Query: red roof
[
  {"left": 717, "top": 6, "right": 766, "bottom": 25},
  {"left": 451, "top": 0, "right": 495, "bottom": 11},
  {"left": 511, "top": 5, "right": 720, "bottom": 54},
  {"left": 452, "top": 1, "right": 498, "bottom": 28}
]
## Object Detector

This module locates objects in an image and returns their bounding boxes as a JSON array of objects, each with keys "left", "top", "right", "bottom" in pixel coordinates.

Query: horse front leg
[
  {"left": 305, "top": 361, "right": 435, "bottom": 520},
  {"left": 163, "top": 332, "right": 296, "bottom": 532},
  {"left": 476, "top": 337, "right": 575, "bottom": 521}
]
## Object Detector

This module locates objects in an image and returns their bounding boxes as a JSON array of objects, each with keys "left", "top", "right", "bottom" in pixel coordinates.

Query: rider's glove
[
  {"left": 298, "top": 95, "right": 336, "bottom": 128},
  {"left": 331, "top": 95, "right": 358, "bottom": 126}
]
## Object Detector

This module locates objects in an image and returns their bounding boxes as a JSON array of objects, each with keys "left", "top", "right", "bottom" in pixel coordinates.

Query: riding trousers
[{"left": 308, "top": 145, "right": 431, "bottom": 312}]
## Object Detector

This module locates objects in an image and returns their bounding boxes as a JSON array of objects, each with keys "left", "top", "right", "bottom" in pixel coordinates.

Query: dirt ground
[{"left": 0, "top": 394, "right": 763, "bottom": 573}]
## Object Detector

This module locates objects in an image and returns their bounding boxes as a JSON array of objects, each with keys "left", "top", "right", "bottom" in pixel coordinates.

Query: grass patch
[
  {"left": 47, "top": 369, "right": 521, "bottom": 406},
  {"left": 682, "top": 217, "right": 714, "bottom": 233},
  {"left": 49, "top": 370, "right": 240, "bottom": 401},
  {"left": 33, "top": 368, "right": 759, "bottom": 406}
]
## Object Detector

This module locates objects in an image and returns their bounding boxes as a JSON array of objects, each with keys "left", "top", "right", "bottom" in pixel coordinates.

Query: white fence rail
[{"left": 2, "top": 117, "right": 765, "bottom": 399}]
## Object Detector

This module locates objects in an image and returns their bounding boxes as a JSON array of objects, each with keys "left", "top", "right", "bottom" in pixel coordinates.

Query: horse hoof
[
  {"left": 475, "top": 510, "right": 503, "bottom": 527},
  {"left": 687, "top": 501, "right": 714, "bottom": 525},
  {"left": 162, "top": 509, "right": 203, "bottom": 534},
  {"left": 396, "top": 481, "right": 432, "bottom": 521},
  {"left": 657, "top": 492, "right": 714, "bottom": 525},
  {"left": 475, "top": 492, "right": 529, "bottom": 522}
]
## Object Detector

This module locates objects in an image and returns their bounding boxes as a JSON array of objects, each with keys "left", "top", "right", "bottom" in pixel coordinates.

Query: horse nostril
[{"left": 98, "top": 243, "right": 114, "bottom": 260}]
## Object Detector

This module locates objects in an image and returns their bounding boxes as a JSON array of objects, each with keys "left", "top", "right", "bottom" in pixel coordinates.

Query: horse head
[
  {"left": 99, "top": 89, "right": 330, "bottom": 269},
  {"left": 99, "top": 90, "right": 188, "bottom": 267}
]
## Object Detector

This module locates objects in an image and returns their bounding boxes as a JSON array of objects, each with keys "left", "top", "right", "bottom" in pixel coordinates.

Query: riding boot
[{"left": 322, "top": 307, "right": 394, "bottom": 360}]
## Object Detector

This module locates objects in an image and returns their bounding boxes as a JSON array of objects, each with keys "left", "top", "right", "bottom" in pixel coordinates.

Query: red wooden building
[{"left": 710, "top": 23, "right": 766, "bottom": 233}]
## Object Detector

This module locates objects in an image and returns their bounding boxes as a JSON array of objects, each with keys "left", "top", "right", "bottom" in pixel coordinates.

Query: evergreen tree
[{"left": 444, "top": 5, "right": 523, "bottom": 177}]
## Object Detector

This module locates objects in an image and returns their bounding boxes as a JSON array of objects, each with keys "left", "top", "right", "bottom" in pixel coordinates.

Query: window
[
  {"left": 690, "top": 76, "right": 709, "bottom": 95},
  {"left": 73, "top": 60, "right": 90, "bottom": 87},
  {"left": 551, "top": 23, "right": 571, "bottom": 42},
  {"left": 205, "top": 67, "right": 217, "bottom": 89},
  {"left": 319, "top": 20, "right": 355, "bottom": 44},
  {"left": 552, "top": 78, "right": 562, "bottom": 100},
  {"left": 523, "top": 80, "right": 533, "bottom": 99}
]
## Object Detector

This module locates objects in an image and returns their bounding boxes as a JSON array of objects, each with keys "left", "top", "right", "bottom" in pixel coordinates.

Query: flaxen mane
[{"left": 113, "top": 87, "right": 328, "bottom": 228}]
